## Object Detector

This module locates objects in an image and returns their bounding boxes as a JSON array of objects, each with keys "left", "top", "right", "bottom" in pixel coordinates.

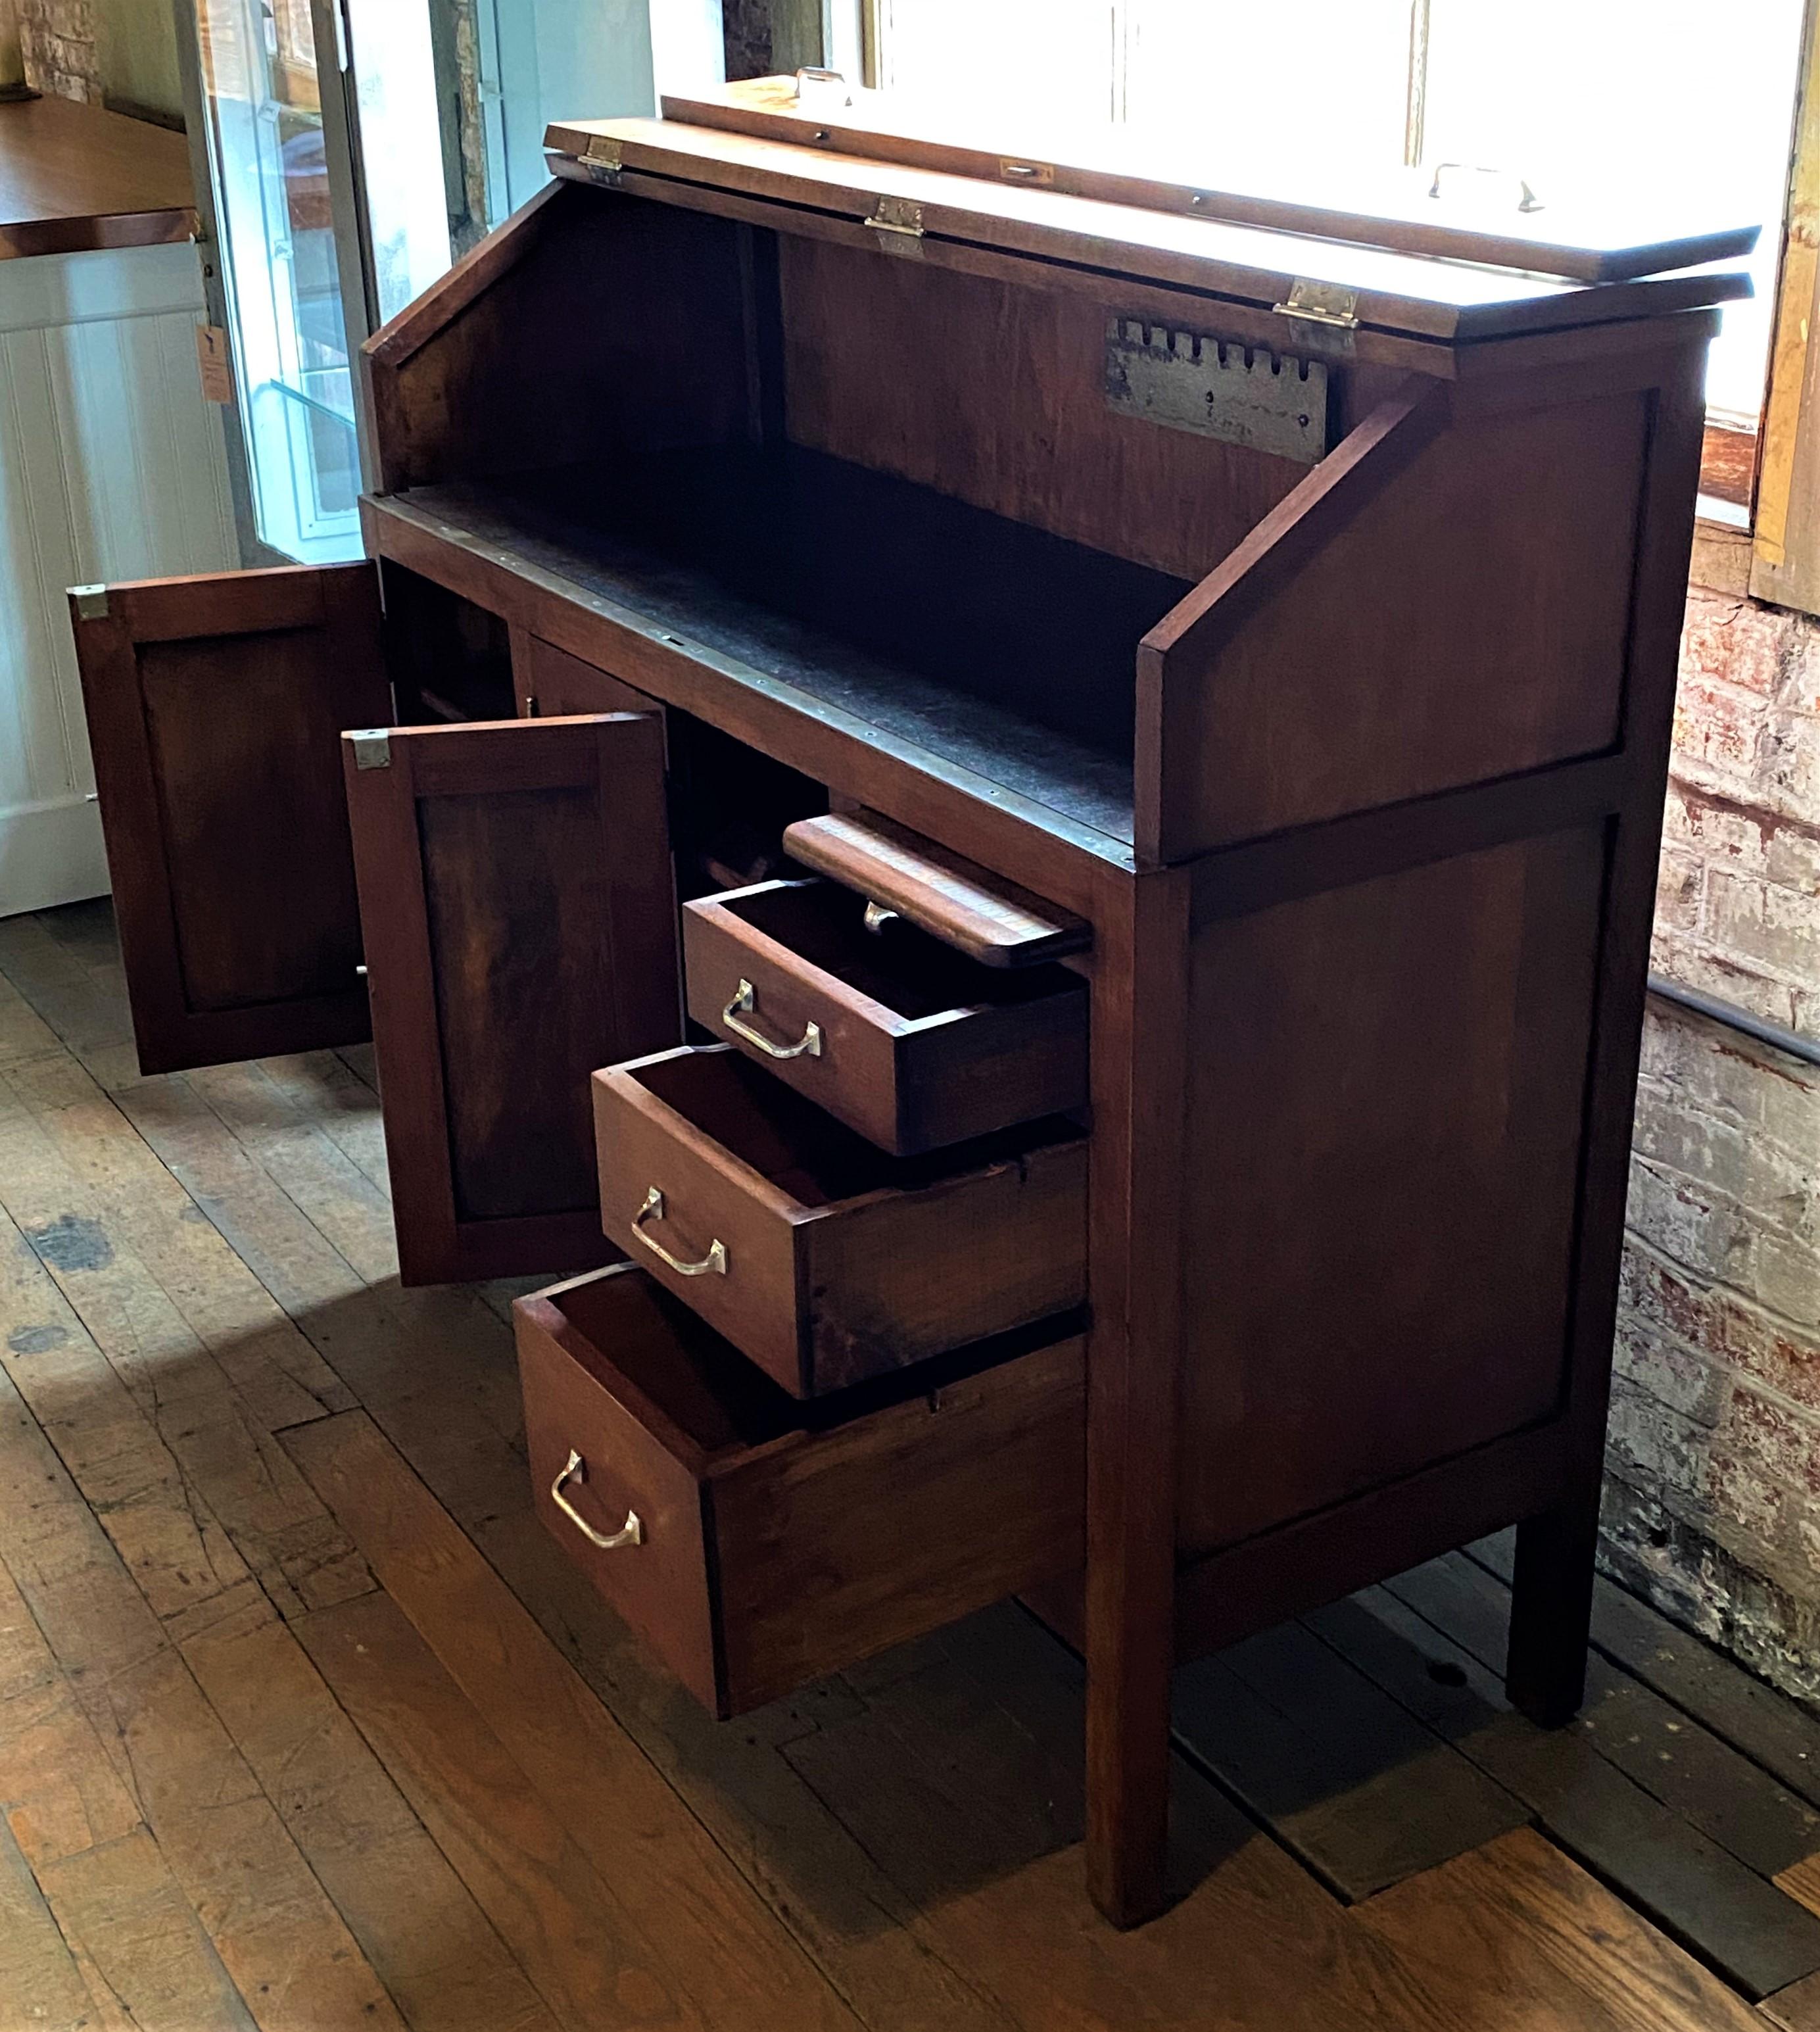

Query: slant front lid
[
  {"left": 662, "top": 76, "right": 1757, "bottom": 285},
  {"left": 545, "top": 96, "right": 1752, "bottom": 345}
]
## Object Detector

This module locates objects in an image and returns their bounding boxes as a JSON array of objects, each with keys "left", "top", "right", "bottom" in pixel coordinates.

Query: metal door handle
[
  {"left": 631, "top": 1186, "right": 727, "bottom": 1276},
  {"left": 721, "top": 979, "right": 822, "bottom": 1059},
  {"left": 550, "top": 1449, "right": 642, "bottom": 1549}
]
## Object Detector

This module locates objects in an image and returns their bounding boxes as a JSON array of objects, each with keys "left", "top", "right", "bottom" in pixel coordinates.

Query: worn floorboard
[{"left": 0, "top": 897, "right": 1815, "bottom": 2032}]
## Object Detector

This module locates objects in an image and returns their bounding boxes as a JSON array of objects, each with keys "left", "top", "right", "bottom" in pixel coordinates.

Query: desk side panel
[
  {"left": 1175, "top": 823, "right": 1607, "bottom": 1558},
  {"left": 364, "top": 184, "right": 756, "bottom": 494},
  {"left": 1139, "top": 347, "right": 1702, "bottom": 861}
]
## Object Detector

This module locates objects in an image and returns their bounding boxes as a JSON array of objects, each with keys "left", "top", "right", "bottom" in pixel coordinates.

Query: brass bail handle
[
  {"left": 631, "top": 1186, "right": 727, "bottom": 1276},
  {"left": 550, "top": 1449, "right": 642, "bottom": 1550},
  {"left": 1427, "top": 162, "right": 1544, "bottom": 213},
  {"left": 722, "top": 979, "right": 823, "bottom": 1060}
]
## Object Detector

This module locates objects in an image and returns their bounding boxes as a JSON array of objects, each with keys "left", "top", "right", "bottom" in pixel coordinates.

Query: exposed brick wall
[
  {"left": 17, "top": 0, "right": 97, "bottom": 102},
  {"left": 1606, "top": 581, "right": 1820, "bottom": 1698}
]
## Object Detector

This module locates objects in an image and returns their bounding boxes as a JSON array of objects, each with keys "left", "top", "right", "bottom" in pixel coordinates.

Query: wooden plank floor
[{"left": 0, "top": 896, "right": 1810, "bottom": 2032}]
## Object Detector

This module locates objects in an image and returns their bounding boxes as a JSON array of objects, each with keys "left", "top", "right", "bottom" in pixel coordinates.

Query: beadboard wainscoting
[{"left": 0, "top": 239, "right": 236, "bottom": 916}]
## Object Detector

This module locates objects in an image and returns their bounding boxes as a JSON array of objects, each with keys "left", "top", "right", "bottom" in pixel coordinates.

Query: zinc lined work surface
[{"left": 0, "top": 895, "right": 1813, "bottom": 2032}]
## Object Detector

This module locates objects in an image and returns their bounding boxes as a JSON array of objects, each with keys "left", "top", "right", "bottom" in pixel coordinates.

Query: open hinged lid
[{"left": 545, "top": 80, "right": 1754, "bottom": 345}]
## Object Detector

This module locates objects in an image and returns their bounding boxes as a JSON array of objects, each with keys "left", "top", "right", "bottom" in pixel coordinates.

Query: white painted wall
[{"left": 0, "top": 240, "right": 237, "bottom": 919}]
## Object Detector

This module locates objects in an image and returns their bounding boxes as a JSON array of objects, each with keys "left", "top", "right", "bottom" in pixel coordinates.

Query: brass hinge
[
  {"left": 582, "top": 135, "right": 623, "bottom": 186},
  {"left": 347, "top": 729, "right": 391, "bottom": 770},
  {"left": 1272, "top": 280, "right": 1362, "bottom": 333},
  {"left": 998, "top": 157, "right": 1055, "bottom": 186},
  {"left": 68, "top": 584, "right": 108, "bottom": 621},
  {"left": 865, "top": 195, "right": 924, "bottom": 256}
]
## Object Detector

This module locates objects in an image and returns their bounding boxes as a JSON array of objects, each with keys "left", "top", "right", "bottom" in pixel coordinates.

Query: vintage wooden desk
[{"left": 67, "top": 81, "right": 1752, "bottom": 1923}]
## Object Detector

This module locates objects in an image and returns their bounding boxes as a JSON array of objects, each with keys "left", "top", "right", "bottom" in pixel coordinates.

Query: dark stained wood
[
  {"left": 515, "top": 1264, "right": 1086, "bottom": 1714},
  {"left": 1176, "top": 827, "right": 1604, "bottom": 1556},
  {"left": 1141, "top": 372, "right": 1663, "bottom": 859},
  {"left": 779, "top": 233, "right": 1306, "bottom": 581},
  {"left": 0, "top": 95, "right": 195, "bottom": 259},
  {"left": 366, "top": 479, "right": 1138, "bottom": 902},
  {"left": 781, "top": 810, "right": 1091, "bottom": 967},
  {"left": 682, "top": 879, "right": 1088, "bottom": 1152},
  {"left": 68, "top": 565, "right": 390, "bottom": 1076},
  {"left": 57, "top": 99, "right": 1731, "bottom": 1931},
  {"left": 512, "top": 630, "right": 660, "bottom": 721},
  {"left": 593, "top": 1044, "right": 1086, "bottom": 1395},
  {"left": 1082, "top": 865, "right": 1193, "bottom": 1925},
  {"left": 1508, "top": 339, "right": 1710, "bottom": 1732},
  {"left": 341, "top": 714, "right": 680, "bottom": 1283},
  {"left": 7, "top": 899, "right": 1812, "bottom": 2026},
  {"left": 363, "top": 183, "right": 757, "bottom": 495},
  {"left": 544, "top": 120, "right": 1753, "bottom": 342}
]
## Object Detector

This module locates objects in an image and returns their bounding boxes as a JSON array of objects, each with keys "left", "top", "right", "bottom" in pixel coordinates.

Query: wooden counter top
[{"left": 0, "top": 95, "right": 196, "bottom": 260}]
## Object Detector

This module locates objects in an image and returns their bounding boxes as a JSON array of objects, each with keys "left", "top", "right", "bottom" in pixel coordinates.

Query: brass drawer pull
[
  {"left": 633, "top": 1185, "right": 728, "bottom": 1276},
  {"left": 551, "top": 1448, "right": 642, "bottom": 1550},
  {"left": 722, "top": 978, "right": 823, "bottom": 1060}
]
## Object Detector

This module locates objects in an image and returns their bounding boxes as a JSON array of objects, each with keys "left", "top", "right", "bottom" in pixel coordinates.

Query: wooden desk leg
[
  {"left": 1084, "top": 868, "right": 1192, "bottom": 1927},
  {"left": 1505, "top": 1487, "right": 1598, "bottom": 1726},
  {"left": 1507, "top": 353, "right": 1704, "bottom": 1736}
]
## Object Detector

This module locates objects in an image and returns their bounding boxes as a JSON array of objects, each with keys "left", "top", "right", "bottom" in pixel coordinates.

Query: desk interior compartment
[
  {"left": 515, "top": 1263, "right": 1086, "bottom": 1716},
  {"left": 684, "top": 877, "right": 1088, "bottom": 1151},
  {"left": 594, "top": 1042, "right": 1087, "bottom": 1396}
]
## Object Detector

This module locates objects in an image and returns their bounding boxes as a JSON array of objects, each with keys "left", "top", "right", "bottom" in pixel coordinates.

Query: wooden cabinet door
[
  {"left": 69, "top": 566, "right": 391, "bottom": 1075},
  {"left": 342, "top": 713, "right": 680, "bottom": 1285}
]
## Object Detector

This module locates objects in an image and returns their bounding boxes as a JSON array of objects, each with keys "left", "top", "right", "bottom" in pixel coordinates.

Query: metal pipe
[{"left": 1646, "top": 973, "right": 1820, "bottom": 1071}]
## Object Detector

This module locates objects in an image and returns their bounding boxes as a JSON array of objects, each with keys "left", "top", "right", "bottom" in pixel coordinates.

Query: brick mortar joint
[{"left": 1623, "top": 1226, "right": 1820, "bottom": 1347}]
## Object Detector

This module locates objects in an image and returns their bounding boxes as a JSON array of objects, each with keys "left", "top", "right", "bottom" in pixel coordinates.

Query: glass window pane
[
  {"left": 878, "top": 0, "right": 1117, "bottom": 128},
  {"left": 197, "top": 0, "right": 363, "bottom": 562},
  {"left": 347, "top": 0, "right": 454, "bottom": 325},
  {"left": 1424, "top": 0, "right": 1806, "bottom": 420},
  {"left": 1126, "top": 0, "right": 1412, "bottom": 178}
]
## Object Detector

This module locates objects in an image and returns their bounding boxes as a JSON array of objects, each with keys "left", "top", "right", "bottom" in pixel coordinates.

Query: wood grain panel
[
  {"left": 365, "top": 184, "right": 755, "bottom": 493},
  {"left": 69, "top": 564, "right": 389, "bottom": 1074},
  {"left": 343, "top": 713, "right": 680, "bottom": 1283},
  {"left": 779, "top": 233, "right": 1306, "bottom": 581},
  {"left": 1143, "top": 383, "right": 1654, "bottom": 858},
  {"left": 1176, "top": 826, "right": 1606, "bottom": 1556}
]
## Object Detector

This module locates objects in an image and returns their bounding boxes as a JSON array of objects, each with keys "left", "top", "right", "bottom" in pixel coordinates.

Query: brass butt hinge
[
  {"left": 582, "top": 135, "right": 623, "bottom": 187},
  {"left": 69, "top": 585, "right": 108, "bottom": 621},
  {"left": 347, "top": 729, "right": 391, "bottom": 770},
  {"left": 1271, "top": 280, "right": 1361, "bottom": 333},
  {"left": 865, "top": 195, "right": 924, "bottom": 257}
]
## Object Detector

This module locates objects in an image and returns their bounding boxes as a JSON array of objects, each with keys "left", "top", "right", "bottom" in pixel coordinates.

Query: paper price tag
[{"left": 195, "top": 324, "right": 232, "bottom": 404}]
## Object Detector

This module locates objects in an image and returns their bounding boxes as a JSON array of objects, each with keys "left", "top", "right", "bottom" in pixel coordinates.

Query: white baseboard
[{"left": 0, "top": 795, "right": 110, "bottom": 918}]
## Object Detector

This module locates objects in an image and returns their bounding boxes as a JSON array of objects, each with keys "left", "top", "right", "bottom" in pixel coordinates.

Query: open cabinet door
[
  {"left": 69, "top": 566, "right": 391, "bottom": 1074},
  {"left": 343, "top": 714, "right": 680, "bottom": 1284}
]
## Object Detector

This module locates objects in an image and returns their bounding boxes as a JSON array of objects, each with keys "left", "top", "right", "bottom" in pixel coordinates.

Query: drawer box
[
  {"left": 515, "top": 1263, "right": 1086, "bottom": 1716},
  {"left": 594, "top": 1042, "right": 1087, "bottom": 1397},
  {"left": 682, "top": 879, "right": 1088, "bottom": 1153}
]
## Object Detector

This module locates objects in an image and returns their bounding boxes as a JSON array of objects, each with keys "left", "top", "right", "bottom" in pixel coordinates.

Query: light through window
[{"left": 871, "top": 0, "right": 1806, "bottom": 422}]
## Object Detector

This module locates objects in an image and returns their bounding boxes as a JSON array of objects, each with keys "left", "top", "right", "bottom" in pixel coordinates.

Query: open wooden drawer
[
  {"left": 682, "top": 879, "right": 1088, "bottom": 1153},
  {"left": 594, "top": 1043, "right": 1087, "bottom": 1396},
  {"left": 515, "top": 1263, "right": 1086, "bottom": 1716}
]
